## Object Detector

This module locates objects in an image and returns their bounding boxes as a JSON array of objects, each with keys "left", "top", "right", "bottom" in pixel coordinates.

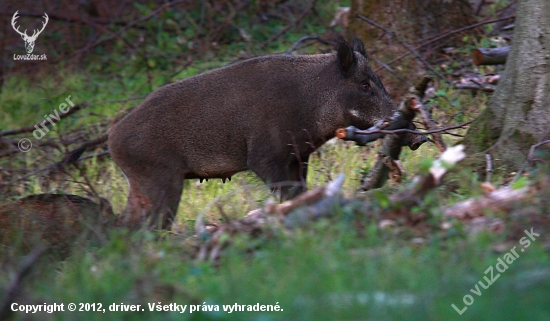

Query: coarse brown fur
[
  {"left": 0, "top": 194, "right": 114, "bottom": 256},
  {"left": 74, "top": 38, "right": 397, "bottom": 230}
]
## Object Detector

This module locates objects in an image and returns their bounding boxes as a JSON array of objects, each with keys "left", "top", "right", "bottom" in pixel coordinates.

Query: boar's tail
[{"left": 58, "top": 133, "right": 109, "bottom": 166}]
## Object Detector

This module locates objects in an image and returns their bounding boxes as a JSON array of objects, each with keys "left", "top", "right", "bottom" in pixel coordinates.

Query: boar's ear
[
  {"left": 352, "top": 37, "right": 366, "bottom": 57},
  {"left": 337, "top": 39, "right": 356, "bottom": 74}
]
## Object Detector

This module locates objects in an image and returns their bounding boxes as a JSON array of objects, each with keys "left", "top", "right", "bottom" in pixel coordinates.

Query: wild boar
[
  {"left": 0, "top": 194, "right": 114, "bottom": 256},
  {"left": 73, "top": 37, "right": 398, "bottom": 229}
]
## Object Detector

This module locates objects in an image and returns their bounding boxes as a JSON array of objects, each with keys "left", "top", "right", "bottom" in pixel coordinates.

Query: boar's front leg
[
  {"left": 248, "top": 153, "right": 309, "bottom": 202},
  {"left": 283, "top": 155, "right": 309, "bottom": 200}
]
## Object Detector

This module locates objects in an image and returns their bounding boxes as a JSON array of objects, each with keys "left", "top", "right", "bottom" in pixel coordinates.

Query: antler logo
[{"left": 12, "top": 11, "right": 49, "bottom": 54}]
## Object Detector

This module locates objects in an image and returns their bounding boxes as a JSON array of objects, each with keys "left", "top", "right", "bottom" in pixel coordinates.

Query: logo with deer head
[{"left": 11, "top": 11, "right": 49, "bottom": 54}]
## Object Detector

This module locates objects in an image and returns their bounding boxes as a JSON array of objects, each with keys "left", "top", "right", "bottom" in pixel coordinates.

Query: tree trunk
[{"left": 463, "top": 0, "right": 550, "bottom": 171}]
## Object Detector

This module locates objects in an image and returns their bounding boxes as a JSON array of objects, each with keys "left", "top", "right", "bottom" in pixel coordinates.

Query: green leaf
[{"left": 511, "top": 176, "right": 529, "bottom": 190}]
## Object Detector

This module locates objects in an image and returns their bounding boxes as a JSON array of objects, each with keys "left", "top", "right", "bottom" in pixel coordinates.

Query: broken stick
[{"left": 472, "top": 46, "right": 509, "bottom": 66}]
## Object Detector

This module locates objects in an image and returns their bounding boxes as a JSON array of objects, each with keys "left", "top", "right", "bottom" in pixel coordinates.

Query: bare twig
[
  {"left": 78, "top": 150, "right": 110, "bottom": 161},
  {"left": 441, "top": 131, "right": 465, "bottom": 138},
  {"left": 74, "top": 0, "right": 189, "bottom": 54},
  {"left": 514, "top": 139, "right": 550, "bottom": 181},
  {"left": 0, "top": 103, "right": 86, "bottom": 137},
  {"left": 473, "top": 0, "right": 486, "bottom": 16},
  {"left": 374, "top": 15, "right": 516, "bottom": 73},
  {"left": 285, "top": 35, "right": 329, "bottom": 55},
  {"left": 527, "top": 139, "right": 550, "bottom": 161},
  {"left": 0, "top": 96, "right": 143, "bottom": 139},
  {"left": 370, "top": 56, "right": 414, "bottom": 87},
  {"left": 353, "top": 120, "right": 473, "bottom": 136},
  {"left": 410, "top": 96, "right": 447, "bottom": 152},
  {"left": 261, "top": 0, "right": 317, "bottom": 49},
  {"left": 216, "top": 202, "right": 231, "bottom": 223},
  {"left": 357, "top": 14, "right": 449, "bottom": 83}
]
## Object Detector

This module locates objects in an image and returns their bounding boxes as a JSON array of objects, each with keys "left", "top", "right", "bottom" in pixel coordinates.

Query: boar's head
[{"left": 335, "top": 37, "right": 396, "bottom": 129}]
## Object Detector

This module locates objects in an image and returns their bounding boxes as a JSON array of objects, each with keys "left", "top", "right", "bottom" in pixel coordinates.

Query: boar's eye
[{"left": 361, "top": 82, "right": 371, "bottom": 91}]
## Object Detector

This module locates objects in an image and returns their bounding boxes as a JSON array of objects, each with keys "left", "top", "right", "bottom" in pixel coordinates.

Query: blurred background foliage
[{"left": 1, "top": 0, "right": 343, "bottom": 85}]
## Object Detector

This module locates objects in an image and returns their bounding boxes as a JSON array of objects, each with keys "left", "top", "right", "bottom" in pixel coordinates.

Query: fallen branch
[
  {"left": 356, "top": 96, "right": 419, "bottom": 191},
  {"left": 358, "top": 78, "right": 453, "bottom": 191},
  {"left": 195, "top": 144, "right": 469, "bottom": 263},
  {"left": 410, "top": 94, "right": 447, "bottom": 152},
  {"left": 454, "top": 82, "right": 496, "bottom": 92},
  {"left": 442, "top": 186, "right": 529, "bottom": 219},
  {"left": 473, "top": 46, "right": 509, "bottom": 65},
  {"left": 374, "top": 15, "right": 516, "bottom": 73},
  {"left": 359, "top": 140, "right": 405, "bottom": 191},
  {"left": 390, "top": 145, "right": 466, "bottom": 206},
  {"left": 195, "top": 174, "right": 345, "bottom": 262}
]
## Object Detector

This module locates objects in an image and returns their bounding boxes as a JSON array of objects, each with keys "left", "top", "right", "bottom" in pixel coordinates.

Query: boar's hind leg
[
  {"left": 248, "top": 155, "right": 309, "bottom": 201},
  {"left": 120, "top": 168, "right": 184, "bottom": 230}
]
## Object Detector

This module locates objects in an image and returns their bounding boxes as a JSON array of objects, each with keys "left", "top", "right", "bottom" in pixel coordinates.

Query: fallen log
[
  {"left": 472, "top": 46, "right": 509, "bottom": 65},
  {"left": 442, "top": 186, "right": 529, "bottom": 219},
  {"left": 390, "top": 145, "right": 466, "bottom": 206},
  {"left": 455, "top": 82, "right": 497, "bottom": 92},
  {"left": 357, "top": 97, "right": 420, "bottom": 191}
]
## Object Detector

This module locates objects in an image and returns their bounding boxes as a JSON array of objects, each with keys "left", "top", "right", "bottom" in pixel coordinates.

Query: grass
[{"left": 4, "top": 224, "right": 549, "bottom": 321}]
